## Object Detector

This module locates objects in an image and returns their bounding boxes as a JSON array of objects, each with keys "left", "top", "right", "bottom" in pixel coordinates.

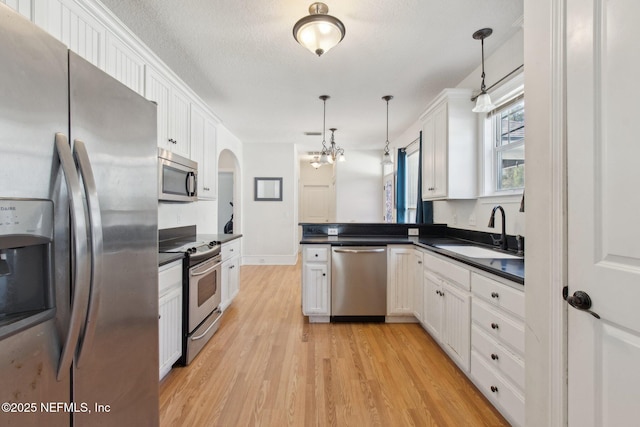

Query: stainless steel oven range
[{"left": 159, "top": 226, "right": 222, "bottom": 365}]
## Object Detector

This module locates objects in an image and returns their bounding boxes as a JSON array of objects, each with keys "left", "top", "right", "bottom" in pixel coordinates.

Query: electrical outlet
[
  {"left": 408, "top": 228, "right": 419, "bottom": 236},
  {"left": 468, "top": 214, "right": 476, "bottom": 226},
  {"left": 327, "top": 227, "right": 338, "bottom": 236}
]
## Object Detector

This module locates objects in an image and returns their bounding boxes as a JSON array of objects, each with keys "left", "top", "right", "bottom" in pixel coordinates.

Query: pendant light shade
[
  {"left": 472, "top": 93, "right": 495, "bottom": 113},
  {"left": 293, "top": 3, "right": 345, "bottom": 57},
  {"left": 471, "top": 28, "right": 496, "bottom": 113},
  {"left": 381, "top": 95, "right": 394, "bottom": 165}
]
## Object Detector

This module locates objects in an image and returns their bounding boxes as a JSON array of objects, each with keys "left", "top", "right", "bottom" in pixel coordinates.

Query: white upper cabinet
[
  {"left": 421, "top": 88, "right": 476, "bottom": 201},
  {"left": 2, "top": 0, "right": 31, "bottom": 19},
  {"left": 190, "top": 104, "right": 217, "bottom": 200},
  {"left": 34, "top": 0, "right": 106, "bottom": 69},
  {"left": 145, "top": 65, "right": 190, "bottom": 158},
  {"left": 105, "top": 32, "right": 145, "bottom": 96}
]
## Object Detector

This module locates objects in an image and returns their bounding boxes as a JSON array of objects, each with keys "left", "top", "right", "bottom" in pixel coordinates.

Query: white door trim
[{"left": 524, "top": 0, "right": 567, "bottom": 425}]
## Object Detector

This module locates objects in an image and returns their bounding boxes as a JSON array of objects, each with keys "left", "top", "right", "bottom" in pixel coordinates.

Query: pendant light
[
  {"left": 471, "top": 28, "right": 496, "bottom": 113},
  {"left": 381, "top": 95, "right": 394, "bottom": 165},
  {"left": 293, "top": 2, "right": 346, "bottom": 57}
]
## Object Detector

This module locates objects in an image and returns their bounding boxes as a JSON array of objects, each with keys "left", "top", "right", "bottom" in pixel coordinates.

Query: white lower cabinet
[
  {"left": 412, "top": 250, "right": 424, "bottom": 323},
  {"left": 422, "top": 251, "right": 471, "bottom": 372},
  {"left": 387, "top": 246, "right": 415, "bottom": 317},
  {"left": 158, "top": 260, "right": 182, "bottom": 380},
  {"left": 301, "top": 245, "right": 331, "bottom": 322},
  {"left": 220, "top": 238, "right": 241, "bottom": 310},
  {"left": 418, "top": 249, "right": 524, "bottom": 424},
  {"left": 469, "top": 272, "right": 525, "bottom": 426}
]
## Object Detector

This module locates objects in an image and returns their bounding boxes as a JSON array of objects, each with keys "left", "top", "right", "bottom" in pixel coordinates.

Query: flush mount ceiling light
[
  {"left": 471, "top": 28, "right": 496, "bottom": 113},
  {"left": 381, "top": 95, "right": 394, "bottom": 165},
  {"left": 293, "top": 2, "right": 345, "bottom": 57}
]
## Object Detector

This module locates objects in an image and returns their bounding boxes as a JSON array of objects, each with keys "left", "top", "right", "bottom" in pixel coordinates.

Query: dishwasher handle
[{"left": 333, "top": 248, "right": 386, "bottom": 254}]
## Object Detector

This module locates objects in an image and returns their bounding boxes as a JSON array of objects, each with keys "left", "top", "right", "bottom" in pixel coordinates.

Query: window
[
  {"left": 493, "top": 96, "right": 524, "bottom": 191},
  {"left": 480, "top": 72, "right": 525, "bottom": 196}
]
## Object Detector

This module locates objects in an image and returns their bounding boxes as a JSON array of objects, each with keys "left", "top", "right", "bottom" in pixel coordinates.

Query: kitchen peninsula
[{"left": 300, "top": 222, "right": 526, "bottom": 426}]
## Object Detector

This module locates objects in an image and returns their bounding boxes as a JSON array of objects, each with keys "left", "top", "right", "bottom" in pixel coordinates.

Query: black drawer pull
[
  {"left": 491, "top": 292, "right": 499, "bottom": 298},
  {"left": 491, "top": 353, "right": 499, "bottom": 360},
  {"left": 491, "top": 323, "right": 499, "bottom": 330},
  {"left": 490, "top": 386, "right": 499, "bottom": 393}
]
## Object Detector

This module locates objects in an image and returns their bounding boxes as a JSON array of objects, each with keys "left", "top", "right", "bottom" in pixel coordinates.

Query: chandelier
[
  {"left": 293, "top": 2, "right": 346, "bottom": 57},
  {"left": 314, "top": 95, "right": 345, "bottom": 166}
]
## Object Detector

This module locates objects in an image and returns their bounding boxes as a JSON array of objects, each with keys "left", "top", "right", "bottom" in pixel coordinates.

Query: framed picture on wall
[{"left": 254, "top": 177, "right": 283, "bottom": 201}]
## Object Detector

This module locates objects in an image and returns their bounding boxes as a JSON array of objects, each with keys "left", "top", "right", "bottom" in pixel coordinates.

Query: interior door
[
  {"left": 302, "top": 184, "right": 331, "bottom": 223},
  {"left": 567, "top": 0, "right": 640, "bottom": 425}
]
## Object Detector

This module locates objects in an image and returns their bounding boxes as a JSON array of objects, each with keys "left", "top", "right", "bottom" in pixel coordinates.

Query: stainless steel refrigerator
[{"left": 0, "top": 5, "right": 159, "bottom": 426}]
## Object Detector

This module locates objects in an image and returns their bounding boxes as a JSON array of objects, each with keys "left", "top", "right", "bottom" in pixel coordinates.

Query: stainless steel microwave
[{"left": 158, "top": 148, "right": 198, "bottom": 202}]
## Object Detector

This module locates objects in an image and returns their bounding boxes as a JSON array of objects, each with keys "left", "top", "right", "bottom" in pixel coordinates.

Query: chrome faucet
[{"left": 488, "top": 205, "right": 508, "bottom": 251}]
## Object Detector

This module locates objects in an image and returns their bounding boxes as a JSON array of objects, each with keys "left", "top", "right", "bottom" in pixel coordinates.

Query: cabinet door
[
  {"left": 387, "top": 247, "right": 414, "bottom": 315},
  {"left": 302, "top": 263, "right": 330, "bottom": 315},
  {"left": 423, "top": 270, "right": 443, "bottom": 340},
  {"left": 190, "top": 103, "right": 206, "bottom": 189},
  {"left": 412, "top": 251, "right": 424, "bottom": 322},
  {"left": 421, "top": 113, "right": 436, "bottom": 200},
  {"left": 170, "top": 87, "right": 190, "bottom": 158},
  {"left": 106, "top": 32, "right": 145, "bottom": 95},
  {"left": 36, "top": 0, "right": 106, "bottom": 69},
  {"left": 228, "top": 256, "right": 240, "bottom": 301},
  {"left": 159, "top": 286, "right": 182, "bottom": 379},
  {"left": 201, "top": 119, "right": 217, "bottom": 199},
  {"left": 443, "top": 281, "right": 471, "bottom": 371},
  {"left": 145, "top": 66, "right": 171, "bottom": 151},
  {"left": 192, "top": 106, "right": 217, "bottom": 200},
  {"left": 431, "top": 103, "right": 448, "bottom": 199},
  {"left": 2, "top": 0, "right": 31, "bottom": 18}
]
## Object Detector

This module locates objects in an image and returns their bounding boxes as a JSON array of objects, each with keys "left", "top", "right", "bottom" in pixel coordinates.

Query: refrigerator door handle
[
  {"left": 54, "top": 133, "right": 91, "bottom": 381},
  {"left": 73, "top": 139, "right": 104, "bottom": 367}
]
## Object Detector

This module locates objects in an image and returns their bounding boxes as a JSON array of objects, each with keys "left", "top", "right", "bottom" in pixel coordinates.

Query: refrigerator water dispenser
[{"left": 0, "top": 198, "right": 54, "bottom": 339}]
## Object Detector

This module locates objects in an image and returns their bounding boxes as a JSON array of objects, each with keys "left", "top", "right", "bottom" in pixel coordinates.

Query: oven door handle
[
  {"left": 191, "top": 263, "right": 220, "bottom": 277},
  {"left": 191, "top": 309, "right": 222, "bottom": 340}
]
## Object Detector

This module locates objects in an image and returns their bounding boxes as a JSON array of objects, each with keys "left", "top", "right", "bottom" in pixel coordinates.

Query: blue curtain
[
  {"left": 396, "top": 148, "right": 407, "bottom": 223},
  {"left": 416, "top": 131, "right": 434, "bottom": 224}
]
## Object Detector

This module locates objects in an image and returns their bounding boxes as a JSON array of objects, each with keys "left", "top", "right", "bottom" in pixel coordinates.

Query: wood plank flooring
[{"left": 159, "top": 262, "right": 509, "bottom": 426}]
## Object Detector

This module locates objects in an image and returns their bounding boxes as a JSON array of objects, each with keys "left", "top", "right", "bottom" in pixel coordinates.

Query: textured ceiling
[{"left": 100, "top": 0, "right": 523, "bottom": 152}]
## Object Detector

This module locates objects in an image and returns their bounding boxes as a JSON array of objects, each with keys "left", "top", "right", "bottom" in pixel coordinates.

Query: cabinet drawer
[
  {"left": 423, "top": 251, "right": 470, "bottom": 291},
  {"left": 159, "top": 261, "right": 182, "bottom": 297},
  {"left": 221, "top": 239, "right": 240, "bottom": 261},
  {"left": 471, "top": 351, "right": 524, "bottom": 427},
  {"left": 472, "top": 273, "right": 524, "bottom": 319},
  {"left": 304, "top": 246, "right": 328, "bottom": 262},
  {"left": 472, "top": 325, "right": 524, "bottom": 390},
  {"left": 472, "top": 299, "right": 525, "bottom": 355}
]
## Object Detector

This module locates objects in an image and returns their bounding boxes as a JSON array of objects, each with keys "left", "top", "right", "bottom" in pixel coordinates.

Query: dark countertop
[
  {"left": 159, "top": 252, "right": 185, "bottom": 267},
  {"left": 300, "top": 234, "right": 524, "bottom": 285}
]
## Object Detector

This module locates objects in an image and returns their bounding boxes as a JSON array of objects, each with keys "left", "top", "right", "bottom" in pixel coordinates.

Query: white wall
[
  {"left": 242, "top": 143, "right": 298, "bottom": 265},
  {"left": 334, "top": 150, "right": 384, "bottom": 223}
]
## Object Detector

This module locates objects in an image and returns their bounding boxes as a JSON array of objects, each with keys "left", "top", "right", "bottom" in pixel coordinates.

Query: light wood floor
[{"left": 159, "top": 263, "right": 509, "bottom": 427}]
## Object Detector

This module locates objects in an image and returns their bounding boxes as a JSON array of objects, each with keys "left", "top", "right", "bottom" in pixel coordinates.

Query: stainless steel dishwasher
[{"left": 331, "top": 246, "right": 387, "bottom": 322}]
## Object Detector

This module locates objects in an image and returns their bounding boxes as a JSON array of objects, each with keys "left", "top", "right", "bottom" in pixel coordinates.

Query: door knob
[{"left": 563, "top": 288, "right": 600, "bottom": 319}]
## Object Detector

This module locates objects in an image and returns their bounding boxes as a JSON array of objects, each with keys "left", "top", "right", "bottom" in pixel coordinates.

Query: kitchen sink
[{"left": 434, "top": 244, "right": 523, "bottom": 260}]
